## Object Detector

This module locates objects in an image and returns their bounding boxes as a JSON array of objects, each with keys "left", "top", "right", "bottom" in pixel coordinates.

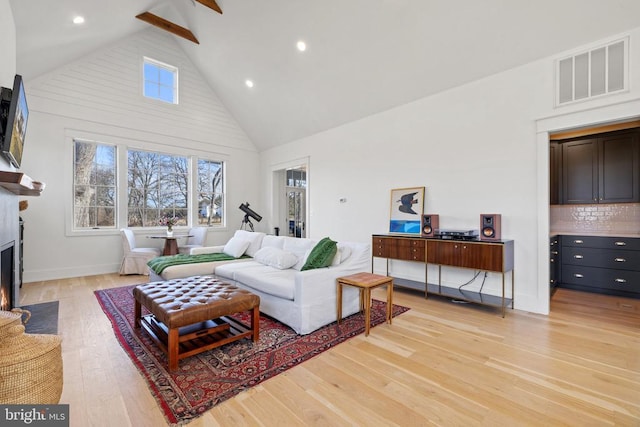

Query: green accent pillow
[{"left": 302, "top": 237, "right": 338, "bottom": 271}]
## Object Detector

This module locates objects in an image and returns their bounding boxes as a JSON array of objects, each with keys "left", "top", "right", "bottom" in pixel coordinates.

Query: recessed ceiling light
[
  {"left": 73, "top": 16, "right": 85, "bottom": 25},
  {"left": 296, "top": 41, "right": 307, "bottom": 52},
  {"left": 245, "top": 79, "right": 254, "bottom": 88}
]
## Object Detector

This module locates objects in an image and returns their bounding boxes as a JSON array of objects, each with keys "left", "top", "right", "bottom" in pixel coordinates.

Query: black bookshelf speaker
[
  {"left": 480, "top": 214, "right": 501, "bottom": 241},
  {"left": 421, "top": 214, "right": 439, "bottom": 237}
]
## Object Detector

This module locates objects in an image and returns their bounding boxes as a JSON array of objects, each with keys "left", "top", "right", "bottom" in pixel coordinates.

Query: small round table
[
  {"left": 148, "top": 234, "right": 193, "bottom": 256},
  {"left": 336, "top": 272, "right": 394, "bottom": 336}
]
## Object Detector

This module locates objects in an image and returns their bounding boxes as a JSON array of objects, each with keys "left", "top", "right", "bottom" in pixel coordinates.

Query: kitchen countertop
[{"left": 550, "top": 231, "right": 640, "bottom": 238}]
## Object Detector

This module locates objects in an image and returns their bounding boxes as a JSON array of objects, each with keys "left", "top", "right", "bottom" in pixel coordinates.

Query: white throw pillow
[
  {"left": 331, "top": 244, "right": 353, "bottom": 266},
  {"left": 254, "top": 247, "right": 298, "bottom": 270},
  {"left": 223, "top": 237, "right": 250, "bottom": 258},
  {"left": 233, "top": 230, "right": 266, "bottom": 257},
  {"left": 292, "top": 248, "right": 312, "bottom": 271},
  {"left": 283, "top": 237, "right": 316, "bottom": 270}
]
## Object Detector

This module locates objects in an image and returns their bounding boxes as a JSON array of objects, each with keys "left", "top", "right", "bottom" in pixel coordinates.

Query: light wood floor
[{"left": 19, "top": 275, "right": 640, "bottom": 426}]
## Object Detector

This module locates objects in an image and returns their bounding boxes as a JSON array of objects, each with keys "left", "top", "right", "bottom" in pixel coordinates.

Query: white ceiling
[{"left": 10, "top": 0, "right": 640, "bottom": 151}]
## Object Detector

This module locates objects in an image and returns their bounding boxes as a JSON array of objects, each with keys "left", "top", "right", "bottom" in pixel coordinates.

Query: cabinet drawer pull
[
  {"left": 614, "top": 241, "right": 626, "bottom": 246},
  {"left": 573, "top": 273, "right": 584, "bottom": 278},
  {"left": 614, "top": 258, "right": 626, "bottom": 262},
  {"left": 573, "top": 255, "right": 583, "bottom": 259},
  {"left": 551, "top": 251, "right": 558, "bottom": 255},
  {"left": 615, "top": 278, "right": 627, "bottom": 283},
  {"left": 550, "top": 259, "right": 555, "bottom": 263},
  {"left": 574, "top": 239, "right": 584, "bottom": 244}
]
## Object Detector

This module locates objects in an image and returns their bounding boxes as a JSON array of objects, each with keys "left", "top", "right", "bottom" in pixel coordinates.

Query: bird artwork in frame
[{"left": 389, "top": 187, "right": 425, "bottom": 234}]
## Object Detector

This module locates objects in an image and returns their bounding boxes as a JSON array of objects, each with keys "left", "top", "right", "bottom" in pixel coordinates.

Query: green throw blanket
[{"left": 147, "top": 253, "right": 250, "bottom": 274}]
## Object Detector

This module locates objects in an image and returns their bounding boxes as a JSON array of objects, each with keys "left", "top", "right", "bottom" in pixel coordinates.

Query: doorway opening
[
  {"left": 548, "top": 119, "right": 640, "bottom": 308},
  {"left": 271, "top": 160, "right": 309, "bottom": 239}
]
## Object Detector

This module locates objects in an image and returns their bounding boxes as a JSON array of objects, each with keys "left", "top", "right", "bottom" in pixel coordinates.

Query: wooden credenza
[{"left": 372, "top": 234, "right": 514, "bottom": 316}]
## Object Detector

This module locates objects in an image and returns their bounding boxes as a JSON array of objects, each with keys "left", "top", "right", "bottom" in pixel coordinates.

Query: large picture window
[
  {"left": 73, "top": 140, "right": 117, "bottom": 229},
  {"left": 72, "top": 140, "right": 225, "bottom": 231},
  {"left": 127, "top": 150, "right": 188, "bottom": 227}
]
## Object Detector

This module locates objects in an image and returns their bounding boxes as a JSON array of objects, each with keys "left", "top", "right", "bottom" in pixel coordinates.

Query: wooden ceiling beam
[
  {"left": 195, "top": 0, "right": 223, "bottom": 14},
  {"left": 135, "top": 12, "right": 199, "bottom": 44}
]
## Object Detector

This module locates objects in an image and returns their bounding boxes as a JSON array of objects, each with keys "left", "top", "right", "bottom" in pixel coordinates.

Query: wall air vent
[{"left": 556, "top": 37, "right": 628, "bottom": 106}]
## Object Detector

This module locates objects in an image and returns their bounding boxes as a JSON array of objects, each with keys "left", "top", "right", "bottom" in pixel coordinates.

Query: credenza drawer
[
  {"left": 561, "top": 265, "right": 640, "bottom": 294},
  {"left": 371, "top": 236, "right": 425, "bottom": 261}
]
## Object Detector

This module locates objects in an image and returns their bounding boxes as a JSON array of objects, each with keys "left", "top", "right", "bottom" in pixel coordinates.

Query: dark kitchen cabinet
[
  {"left": 549, "top": 142, "right": 561, "bottom": 205},
  {"left": 559, "top": 235, "right": 640, "bottom": 298},
  {"left": 562, "top": 138, "right": 598, "bottom": 204},
  {"left": 550, "top": 235, "right": 560, "bottom": 294},
  {"left": 599, "top": 131, "right": 640, "bottom": 203},
  {"left": 559, "top": 129, "right": 640, "bottom": 204}
]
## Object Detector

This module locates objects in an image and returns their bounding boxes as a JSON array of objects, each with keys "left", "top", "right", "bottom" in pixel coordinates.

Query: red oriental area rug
[{"left": 95, "top": 284, "right": 409, "bottom": 426}]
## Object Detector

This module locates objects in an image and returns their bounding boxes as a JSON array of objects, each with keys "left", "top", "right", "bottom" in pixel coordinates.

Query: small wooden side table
[
  {"left": 336, "top": 272, "right": 394, "bottom": 336},
  {"left": 148, "top": 234, "right": 193, "bottom": 256}
]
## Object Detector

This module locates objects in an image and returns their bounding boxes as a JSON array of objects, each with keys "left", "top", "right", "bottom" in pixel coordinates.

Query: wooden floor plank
[
  {"left": 17, "top": 274, "right": 640, "bottom": 426},
  {"left": 260, "top": 374, "right": 353, "bottom": 426}
]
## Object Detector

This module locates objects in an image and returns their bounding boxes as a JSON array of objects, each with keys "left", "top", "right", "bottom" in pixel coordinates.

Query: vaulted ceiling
[{"left": 10, "top": 0, "right": 640, "bottom": 151}]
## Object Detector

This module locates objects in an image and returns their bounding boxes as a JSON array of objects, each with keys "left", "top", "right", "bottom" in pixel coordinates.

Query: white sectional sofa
[{"left": 148, "top": 230, "right": 370, "bottom": 334}]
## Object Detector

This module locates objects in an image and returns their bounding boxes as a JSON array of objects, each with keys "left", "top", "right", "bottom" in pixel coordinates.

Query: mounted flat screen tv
[{"left": 0, "top": 74, "right": 29, "bottom": 168}]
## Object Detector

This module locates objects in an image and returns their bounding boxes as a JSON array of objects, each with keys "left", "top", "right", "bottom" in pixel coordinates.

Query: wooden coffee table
[{"left": 336, "top": 272, "right": 393, "bottom": 336}]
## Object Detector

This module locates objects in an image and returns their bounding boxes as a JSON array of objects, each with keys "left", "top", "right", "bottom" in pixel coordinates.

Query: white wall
[
  {"left": 20, "top": 28, "right": 260, "bottom": 282},
  {"left": 260, "top": 27, "right": 640, "bottom": 315},
  {"left": 0, "top": 0, "right": 15, "bottom": 87}
]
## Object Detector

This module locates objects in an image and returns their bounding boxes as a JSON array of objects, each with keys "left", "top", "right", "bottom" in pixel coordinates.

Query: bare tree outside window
[
  {"left": 197, "top": 160, "right": 224, "bottom": 226},
  {"left": 127, "top": 150, "right": 188, "bottom": 227},
  {"left": 73, "top": 140, "right": 116, "bottom": 229}
]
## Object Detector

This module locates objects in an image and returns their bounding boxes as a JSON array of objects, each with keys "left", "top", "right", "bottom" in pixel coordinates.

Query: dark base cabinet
[
  {"left": 550, "top": 235, "right": 560, "bottom": 294},
  {"left": 558, "top": 235, "right": 640, "bottom": 298}
]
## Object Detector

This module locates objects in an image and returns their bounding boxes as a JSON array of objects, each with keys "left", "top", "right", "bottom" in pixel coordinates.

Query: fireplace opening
[{"left": 1, "top": 241, "right": 16, "bottom": 310}]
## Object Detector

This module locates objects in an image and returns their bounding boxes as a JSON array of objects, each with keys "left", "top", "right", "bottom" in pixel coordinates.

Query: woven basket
[
  {"left": 0, "top": 324, "right": 63, "bottom": 404},
  {"left": 0, "top": 309, "right": 30, "bottom": 340}
]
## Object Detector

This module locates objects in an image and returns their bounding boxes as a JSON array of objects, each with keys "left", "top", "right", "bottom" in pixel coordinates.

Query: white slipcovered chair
[
  {"left": 119, "top": 228, "right": 161, "bottom": 275},
  {"left": 178, "top": 226, "right": 209, "bottom": 255}
]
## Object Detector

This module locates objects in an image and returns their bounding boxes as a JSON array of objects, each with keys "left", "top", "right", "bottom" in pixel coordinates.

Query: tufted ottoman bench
[{"left": 133, "top": 276, "right": 260, "bottom": 371}]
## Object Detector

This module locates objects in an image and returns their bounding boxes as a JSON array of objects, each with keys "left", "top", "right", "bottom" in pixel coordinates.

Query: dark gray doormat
[{"left": 19, "top": 301, "right": 59, "bottom": 335}]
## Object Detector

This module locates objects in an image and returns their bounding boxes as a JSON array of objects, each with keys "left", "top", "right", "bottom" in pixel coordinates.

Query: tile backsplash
[{"left": 550, "top": 203, "right": 640, "bottom": 235}]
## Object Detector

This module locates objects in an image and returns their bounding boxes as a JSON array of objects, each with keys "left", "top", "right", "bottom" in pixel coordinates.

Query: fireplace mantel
[{"left": 0, "top": 171, "right": 44, "bottom": 196}]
